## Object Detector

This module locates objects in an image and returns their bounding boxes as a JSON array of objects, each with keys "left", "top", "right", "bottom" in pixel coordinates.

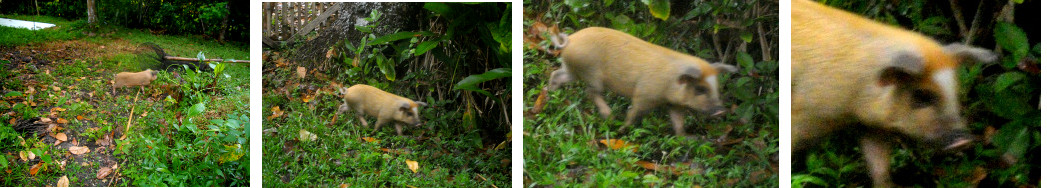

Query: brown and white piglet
[
  {"left": 112, "top": 69, "right": 158, "bottom": 94},
  {"left": 791, "top": 0, "right": 996, "bottom": 186},
  {"left": 546, "top": 27, "right": 737, "bottom": 136},
  {"left": 338, "top": 84, "right": 427, "bottom": 136}
]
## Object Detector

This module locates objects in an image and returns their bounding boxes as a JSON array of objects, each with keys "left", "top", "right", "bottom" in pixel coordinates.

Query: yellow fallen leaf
[
  {"left": 57, "top": 175, "right": 69, "bottom": 187},
  {"left": 69, "top": 146, "right": 90, "bottom": 155},
  {"left": 339, "top": 184, "right": 349, "bottom": 188},
  {"left": 405, "top": 160, "right": 419, "bottom": 173},
  {"left": 219, "top": 144, "right": 244, "bottom": 164},
  {"left": 302, "top": 95, "right": 314, "bottom": 103},
  {"left": 52, "top": 107, "right": 66, "bottom": 112},
  {"left": 28, "top": 150, "right": 36, "bottom": 160},
  {"left": 599, "top": 139, "right": 636, "bottom": 152},
  {"left": 18, "top": 151, "right": 26, "bottom": 161},
  {"left": 55, "top": 133, "right": 68, "bottom": 141},
  {"left": 361, "top": 137, "right": 378, "bottom": 143},
  {"left": 299, "top": 129, "right": 317, "bottom": 142},
  {"left": 268, "top": 106, "right": 284, "bottom": 120}
]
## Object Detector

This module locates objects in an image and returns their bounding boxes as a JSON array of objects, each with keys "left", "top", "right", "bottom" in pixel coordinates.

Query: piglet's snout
[
  {"left": 708, "top": 106, "right": 728, "bottom": 117},
  {"left": 941, "top": 131, "right": 975, "bottom": 152}
]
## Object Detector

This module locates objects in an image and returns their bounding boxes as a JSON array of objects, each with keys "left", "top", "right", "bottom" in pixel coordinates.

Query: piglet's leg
[
  {"left": 356, "top": 115, "right": 369, "bottom": 128},
  {"left": 669, "top": 107, "right": 687, "bottom": 136},
  {"left": 395, "top": 123, "right": 403, "bottom": 136},
  {"left": 860, "top": 136, "right": 893, "bottom": 188},
  {"left": 618, "top": 100, "right": 652, "bottom": 133},
  {"left": 586, "top": 88, "right": 612, "bottom": 118},
  {"left": 374, "top": 118, "right": 388, "bottom": 133}
]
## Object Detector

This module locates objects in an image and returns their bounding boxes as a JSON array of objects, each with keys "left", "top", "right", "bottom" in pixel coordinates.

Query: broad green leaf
[
  {"left": 740, "top": 31, "right": 753, "bottom": 43},
  {"left": 423, "top": 2, "right": 452, "bottom": 16},
  {"left": 993, "top": 72, "right": 1025, "bottom": 92},
  {"left": 994, "top": 22, "right": 1029, "bottom": 61},
  {"left": 454, "top": 68, "right": 511, "bottom": 98},
  {"left": 735, "top": 52, "right": 754, "bottom": 72},
  {"left": 4, "top": 91, "right": 22, "bottom": 97},
  {"left": 642, "top": 0, "right": 671, "bottom": 21},
  {"left": 369, "top": 31, "right": 434, "bottom": 45},
  {"left": 188, "top": 103, "right": 206, "bottom": 117},
  {"left": 414, "top": 41, "right": 439, "bottom": 56},
  {"left": 993, "top": 120, "right": 1030, "bottom": 159}
]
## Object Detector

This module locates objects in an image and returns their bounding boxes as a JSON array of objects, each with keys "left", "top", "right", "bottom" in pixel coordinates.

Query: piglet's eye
[
  {"left": 911, "top": 89, "right": 937, "bottom": 108},
  {"left": 694, "top": 86, "right": 709, "bottom": 94}
]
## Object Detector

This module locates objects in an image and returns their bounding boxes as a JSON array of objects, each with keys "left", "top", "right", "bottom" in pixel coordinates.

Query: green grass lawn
[
  {"left": 522, "top": 49, "right": 779, "bottom": 187},
  {"left": 0, "top": 15, "right": 249, "bottom": 186},
  {"left": 260, "top": 56, "right": 511, "bottom": 187}
]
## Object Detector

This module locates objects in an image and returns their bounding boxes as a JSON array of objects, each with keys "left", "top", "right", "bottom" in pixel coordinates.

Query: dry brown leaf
[
  {"left": 18, "top": 151, "right": 26, "bottom": 161},
  {"left": 301, "top": 94, "right": 314, "bottom": 103},
  {"left": 97, "top": 166, "right": 112, "bottom": 179},
  {"left": 28, "top": 150, "right": 36, "bottom": 160},
  {"left": 29, "top": 163, "right": 42, "bottom": 176},
  {"left": 57, "top": 175, "right": 69, "bottom": 187},
  {"left": 52, "top": 107, "right": 66, "bottom": 112},
  {"left": 636, "top": 161, "right": 659, "bottom": 171},
  {"left": 296, "top": 67, "right": 307, "bottom": 78},
  {"left": 56, "top": 118, "right": 69, "bottom": 124},
  {"left": 39, "top": 118, "right": 53, "bottom": 124},
  {"left": 76, "top": 115, "right": 83, "bottom": 121},
  {"left": 405, "top": 160, "right": 419, "bottom": 173},
  {"left": 69, "top": 146, "right": 90, "bottom": 155},
  {"left": 55, "top": 133, "right": 68, "bottom": 141}
]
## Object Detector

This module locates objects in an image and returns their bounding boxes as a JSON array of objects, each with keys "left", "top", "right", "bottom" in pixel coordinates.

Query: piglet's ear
[
  {"left": 712, "top": 63, "right": 738, "bottom": 73},
  {"left": 400, "top": 102, "right": 411, "bottom": 111},
  {"left": 878, "top": 52, "right": 923, "bottom": 87},
  {"left": 677, "top": 66, "right": 702, "bottom": 85},
  {"left": 415, "top": 101, "right": 428, "bottom": 107},
  {"left": 944, "top": 43, "right": 997, "bottom": 64}
]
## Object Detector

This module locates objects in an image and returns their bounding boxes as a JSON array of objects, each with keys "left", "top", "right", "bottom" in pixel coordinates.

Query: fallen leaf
[
  {"left": 29, "top": 163, "right": 42, "bottom": 176},
  {"left": 76, "top": 115, "right": 83, "bottom": 121},
  {"left": 301, "top": 94, "right": 314, "bottom": 103},
  {"left": 97, "top": 166, "right": 112, "bottom": 179},
  {"left": 18, "top": 151, "right": 26, "bottom": 161},
  {"left": 339, "top": 184, "right": 349, "bottom": 188},
  {"left": 405, "top": 160, "right": 419, "bottom": 173},
  {"left": 297, "top": 67, "right": 307, "bottom": 78},
  {"left": 599, "top": 139, "right": 636, "bottom": 152},
  {"left": 55, "top": 133, "right": 68, "bottom": 141},
  {"left": 56, "top": 118, "right": 69, "bottom": 124},
  {"left": 268, "top": 106, "right": 284, "bottom": 120},
  {"left": 57, "top": 175, "right": 69, "bottom": 187},
  {"left": 636, "top": 161, "right": 659, "bottom": 171},
  {"left": 52, "top": 107, "right": 66, "bottom": 112},
  {"left": 361, "top": 137, "right": 378, "bottom": 143},
  {"left": 28, "top": 150, "right": 36, "bottom": 160},
  {"left": 298, "top": 129, "right": 317, "bottom": 142},
  {"left": 69, "top": 146, "right": 90, "bottom": 155},
  {"left": 39, "top": 118, "right": 53, "bottom": 124}
]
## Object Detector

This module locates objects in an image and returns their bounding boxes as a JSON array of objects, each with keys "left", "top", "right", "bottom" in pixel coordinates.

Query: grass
[
  {"left": 522, "top": 49, "right": 779, "bottom": 187},
  {"left": 0, "top": 14, "right": 249, "bottom": 186},
  {"left": 261, "top": 55, "right": 511, "bottom": 187}
]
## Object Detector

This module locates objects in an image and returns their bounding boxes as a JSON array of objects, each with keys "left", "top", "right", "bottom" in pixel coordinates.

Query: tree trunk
[
  {"left": 289, "top": 2, "right": 422, "bottom": 70},
  {"left": 219, "top": 0, "right": 231, "bottom": 43},
  {"left": 86, "top": 0, "right": 97, "bottom": 24}
]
